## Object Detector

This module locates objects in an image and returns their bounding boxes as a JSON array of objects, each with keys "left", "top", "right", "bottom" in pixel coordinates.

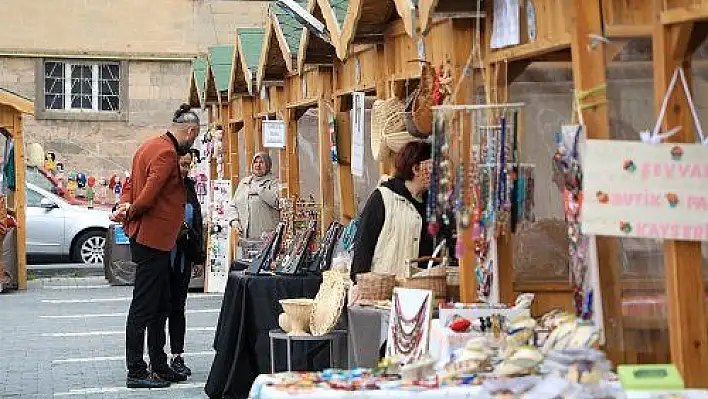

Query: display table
[
  {"left": 248, "top": 374, "right": 708, "bottom": 399},
  {"left": 205, "top": 272, "right": 324, "bottom": 399}
]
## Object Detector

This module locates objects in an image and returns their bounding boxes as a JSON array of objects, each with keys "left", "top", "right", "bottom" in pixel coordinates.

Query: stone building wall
[{"left": 0, "top": 58, "right": 195, "bottom": 177}]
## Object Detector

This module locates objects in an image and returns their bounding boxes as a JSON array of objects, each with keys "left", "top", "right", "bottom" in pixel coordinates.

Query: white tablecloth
[{"left": 249, "top": 374, "right": 708, "bottom": 399}]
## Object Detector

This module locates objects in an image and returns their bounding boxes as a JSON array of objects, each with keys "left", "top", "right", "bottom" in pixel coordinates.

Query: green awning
[
  {"left": 272, "top": 0, "right": 308, "bottom": 54},
  {"left": 237, "top": 27, "right": 266, "bottom": 74},
  {"left": 208, "top": 45, "right": 235, "bottom": 93},
  {"left": 192, "top": 57, "right": 207, "bottom": 96}
]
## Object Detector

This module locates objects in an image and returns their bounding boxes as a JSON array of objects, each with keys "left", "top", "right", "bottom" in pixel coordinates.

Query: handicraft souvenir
[
  {"left": 309, "top": 269, "right": 349, "bottom": 336},
  {"left": 552, "top": 124, "right": 593, "bottom": 320},
  {"left": 277, "top": 219, "right": 318, "bottom": 275},
  {"left": 386, "top": 288, "right": 433, "bottom": 365},
  {"left": 86, "top": 176, "right": 96, "bottom": 209},
  {"left": 44, "top": 152, "right": 56, "bottom": 172}
]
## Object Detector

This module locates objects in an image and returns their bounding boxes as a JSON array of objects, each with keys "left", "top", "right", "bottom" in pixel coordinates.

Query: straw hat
[{"left": 370, "top": 97, "right": 421, "bottom": 160}]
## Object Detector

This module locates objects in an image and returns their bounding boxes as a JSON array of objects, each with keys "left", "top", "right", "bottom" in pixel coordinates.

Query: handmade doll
[
  {"left": 114, "top": 179, "right": 122, "bottom": 202},
  {"left": 44, "top": 152, "right": 56, "bottom": 172},
  {"left": 75, "top": 172, "right": 87, "bottom": 199},
  {"left": 213, "top": 127, "right": 223, "bottom": 161},
  {"left": 54, "top": 163, "right": 66, "bottom": 188},
  {"left": 66, "top": 173, "right": 78, "bottom": 201},
  {"left": 196, "top": 173, "right": 208, "bottom": 205},
  {"left": 98, "top": 177, "right": 108, "bottom": 204},
  {"left": 86, "top": 176, "right": 96, "bottom": 209},
  {"left": 109, "top": 174, "right": 120, "bottom": 202}
]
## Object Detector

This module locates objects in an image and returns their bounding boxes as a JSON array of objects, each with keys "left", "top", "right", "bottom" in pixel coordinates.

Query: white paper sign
[
  {"left": 582, "top": 140, "right": 708, "bottom": 241},
  {"left": 262, "top": 120, "right": 286, "bottom": 149},
  {"left": 351, "top": 91, "right": 365, "bottom": 177}
]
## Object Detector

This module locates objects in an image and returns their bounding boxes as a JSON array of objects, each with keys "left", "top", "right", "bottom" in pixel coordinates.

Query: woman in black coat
[{"left": 168, "top": 150, "right": 205, "bottom": 377}]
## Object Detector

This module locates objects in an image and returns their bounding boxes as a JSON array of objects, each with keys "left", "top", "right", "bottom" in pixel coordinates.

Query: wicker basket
[
  {"left": 371, "top": 98, "right": 406, "bottom": 160},
  {"left": 357, "top": 272, "right": 396, "bottom": 301},
  {"left": 400, "top": 274, "right": 447, "bottom": 300},
  {"left": 411, "top": 63, "right": 435, "bottom": 136}
]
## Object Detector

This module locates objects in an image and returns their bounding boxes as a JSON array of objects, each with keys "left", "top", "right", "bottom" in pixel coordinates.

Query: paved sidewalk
[{"left": 0, "top": 276, "right": 224, "bottom": 398}]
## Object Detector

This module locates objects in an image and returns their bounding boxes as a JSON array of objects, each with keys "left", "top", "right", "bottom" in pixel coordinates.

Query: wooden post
[
  {"left": 285, "top": 108, "right": 300, "bottom": 197},
  {"left": 448, "top": 18, "right": 478, "bottom": 303},
  {"left": 374, "top": 44, "right": 393, "bottom": 176},
  {"left": 569, "top": 0, "right": 625, "bottom": 366},
  {"left": 652, "top": 4, "right": 708, "bottom": 386},
  {"left": 229, "top": 122, "right": 240, "bottom": 188},
  {"left": 243, "top": 98, "right": 256, "bottom": 170},
  {"left": 335, "top": 97, "right": 356, "bottom": 223},
  {"left": 318, "top": 70, "right": 335, "bottom": 233},
  {"left": 14, "top": 113, "right": 26, "bottom": 290}
]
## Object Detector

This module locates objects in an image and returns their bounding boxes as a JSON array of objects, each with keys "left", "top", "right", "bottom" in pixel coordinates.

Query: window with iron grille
[{"left": 43, "top": 61, "right": 121, "bottom": 112}]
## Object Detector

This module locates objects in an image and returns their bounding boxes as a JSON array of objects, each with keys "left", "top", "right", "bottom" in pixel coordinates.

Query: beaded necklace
[{"left": 391, "top": 291, "right": 430, "bottom": 356}]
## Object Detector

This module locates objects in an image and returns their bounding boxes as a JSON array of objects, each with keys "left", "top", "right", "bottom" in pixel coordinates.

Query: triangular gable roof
[
  {"left": 317, "top": 0, "right": 348, "bottom": 54},
  {"left": 418, "top": 0, "right": 483, "bottom": 34},
  {"left": 256, "top": 12, "right": 291, "bottom": 90},
  {"left": 229, "top": 28, "right": 267, "bottom": 98},
  {"left": 297, "top": 0, "right": 336, "bottom": 71},
  {"left": 272, "top": 0, "right": 308, "bottom": 73},
  {"left": 0, "top": 87, "right": 34, "bottom": 115},
  {"left": 188, "top": 57, "right": 207, "bottom": 108},
  {"left": 336, "top": 0, "right": 415, "bottom": 60},
  {"left": 205, "top": 45, "right": 234, "bottom": 104}
]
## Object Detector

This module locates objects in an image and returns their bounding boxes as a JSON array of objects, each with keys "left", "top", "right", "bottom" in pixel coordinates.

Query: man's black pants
[
  {"left": 168, "top": 253, "right": 193, "bottom": 355},
  {"left": 126, "top": 240, "right": 171, "bottom": 377}
]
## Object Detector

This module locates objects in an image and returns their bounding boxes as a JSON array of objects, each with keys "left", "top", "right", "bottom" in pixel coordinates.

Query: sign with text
[
  {"left": 262, "top": 120, "right": 286, "bottom": 149},
  {"left": 351, "top": 91, "right": 365, "bottom": 177},
  {"left": 582, "top": 140, "right": 708, "bottom": 241}
]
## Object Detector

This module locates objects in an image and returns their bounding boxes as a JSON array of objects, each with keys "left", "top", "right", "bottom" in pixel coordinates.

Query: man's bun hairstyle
[{"left": 173, "top": 103, "right": 200, "bottom": 125}]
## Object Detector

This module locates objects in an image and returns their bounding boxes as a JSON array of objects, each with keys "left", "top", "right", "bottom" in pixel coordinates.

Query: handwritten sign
[
  {"left": 262, "top": 120, "right": 286, "bottom": 149},
  {"left": 582, "top": 140, "right": 708, "bottom": 241}
]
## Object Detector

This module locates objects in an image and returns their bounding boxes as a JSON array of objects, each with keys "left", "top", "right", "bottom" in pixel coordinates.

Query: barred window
[{"left": 43, "top": 61, "right": 121, "bottom": 112}]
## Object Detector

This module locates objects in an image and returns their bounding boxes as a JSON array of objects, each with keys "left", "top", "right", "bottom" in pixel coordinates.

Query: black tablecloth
[{"left": 205, "top": 272, "right": 323, "bottom": 399}]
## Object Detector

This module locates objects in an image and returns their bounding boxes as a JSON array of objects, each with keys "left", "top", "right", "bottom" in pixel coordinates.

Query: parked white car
[{"left": 25, "top": 182, "right": 112, "bottom": 264}]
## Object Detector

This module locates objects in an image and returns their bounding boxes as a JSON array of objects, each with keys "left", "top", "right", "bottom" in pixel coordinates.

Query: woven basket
[
  {"left": 411, "top": 63, "right": 435, "bottom": 136},
  {"left": 400, "top": 275, "right": 447, "bottom": 299},
  {"left": 371, "top": 98, "right": 406, "bottom": 160},
  {"left": 357, "top": 272, "right": 396, "bottom": 301}
]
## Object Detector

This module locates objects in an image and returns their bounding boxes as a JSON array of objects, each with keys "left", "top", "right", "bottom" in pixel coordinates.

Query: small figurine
[
  {"left": 44, "top": 152, "right": 56, "bottom": 172},
  {"left": 86, "top": 176, "right": 96, "bottom": 209},
  {"left": 66, "top": 173, "right": 78, "bottom": 201}
]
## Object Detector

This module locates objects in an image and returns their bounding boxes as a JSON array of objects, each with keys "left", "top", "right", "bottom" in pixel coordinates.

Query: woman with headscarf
[{"left": 228, "top": 152, "right": 280, "bottom": 239}]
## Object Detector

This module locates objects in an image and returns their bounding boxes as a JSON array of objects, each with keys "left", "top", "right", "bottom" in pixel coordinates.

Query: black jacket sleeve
[{"left": 350, "top": 189, "right": 384, "bottom": 283}]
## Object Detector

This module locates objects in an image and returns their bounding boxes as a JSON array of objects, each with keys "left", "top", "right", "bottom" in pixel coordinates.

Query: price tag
[{"left": 617, "top": 364, "right": 684, "bottom": 391}]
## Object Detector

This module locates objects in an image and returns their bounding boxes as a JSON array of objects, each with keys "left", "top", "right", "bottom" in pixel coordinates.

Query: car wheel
[{"left": 73, "top": 231, "right": 106, "bottom": 265}]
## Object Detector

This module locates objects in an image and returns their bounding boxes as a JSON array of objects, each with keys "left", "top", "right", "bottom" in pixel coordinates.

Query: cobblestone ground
[{"left": 0, "top": 276, "right": 224, "bottom": 398}]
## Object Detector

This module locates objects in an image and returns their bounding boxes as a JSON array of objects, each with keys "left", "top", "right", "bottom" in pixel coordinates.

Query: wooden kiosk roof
[
  {"left": 229, "top": 27, "right": 266, "bottom": 98},
  {"left": 188, "top": 56, "right": 207, "bottom": 108},
  {"left": 418, "top": 0, "right": 484, "bottom": 34},
  {"left": 205, "top": 45, "right": 235, "bottom": 105},
  {"left": 324, "top": 0, "right": 415, "bottom": 60},
  {"left": 256, "top": 1, "right": 308, "bottom": 89},
  {"left": 297, "top": 0, "right": 337, "bottom": 71},
  {"left": 0, "top": 88, "right": 33, "bottom": 117}
]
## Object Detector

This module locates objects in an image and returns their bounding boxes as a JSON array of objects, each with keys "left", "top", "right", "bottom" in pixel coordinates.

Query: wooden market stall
[
  {"left": 205, "top": 45, "right": 237, "bottom": 182},
  {"left": 229, "top": 27, "right": 266, "bottom": 186},
  {"left": 473, "top": 0, "right": 708, "bottom": 387},
  {"left": 0, "top": 88, "right": 29, "bottom": 291}
]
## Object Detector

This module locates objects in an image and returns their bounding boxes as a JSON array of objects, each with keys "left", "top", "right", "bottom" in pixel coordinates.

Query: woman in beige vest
[
  {"left": 228, "top": 152, "right": 280, "bottom": 239},
  {"left": 349, "top": 142, "right": 434, "bottom": 299}
]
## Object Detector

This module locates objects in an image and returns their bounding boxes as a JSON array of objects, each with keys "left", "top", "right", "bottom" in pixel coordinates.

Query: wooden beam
[
  {"left": 242, "top": 97, "right": 256, "bottom": 174},
  {"left": 392, "top": 0, "right": 416, "bottom": 39},
  {"left": 14, "top": 112, "right": 27, "bottom": 290},
  {"left": 271, "top": 12, "right": 296, "bottom": 74},
  {"left": 605, "top": 39, "right": 630, "bottom": 62},
  {"left": 661, "top": 4, "right": 708, "bottom": 26},
  {"left": 256, "top": 17, "right": 276, "bottom": 93},
  {"left": 569, "top": 0, "right": 625, "bottom": 367},
  {"left": 337, "top": 0, "right": 364, "bottom": 60},
  {"left": 604, "top": 24, "right": 652, "bottom": 38},
  {"left": 318, "top": 71, "right": 335, "bottom": 235},
  {"left": 652, "top": 3, "right": 708, "bottom": 385},
  {"left": 419, "top": 0, "right": 439, "bottom": 34},
  {"left": 0, "top": 89, "right": 34, "bottom": 115},
  {"left": 285, "top": 108, "right": 300, "bottom": 197},
  {"left": 488, "top": 34, "right": 572, "bottom": 63}
]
